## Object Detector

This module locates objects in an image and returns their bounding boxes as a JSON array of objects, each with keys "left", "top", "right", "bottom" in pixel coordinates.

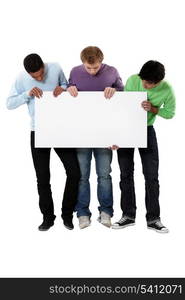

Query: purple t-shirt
[{"left": 68, "top": 64, "right": 124, "bottom": 91}]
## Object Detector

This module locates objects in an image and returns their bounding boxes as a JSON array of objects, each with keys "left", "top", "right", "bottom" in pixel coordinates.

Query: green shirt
[{"left": 125, "top": 74, "right": 176, "bottom": 125}]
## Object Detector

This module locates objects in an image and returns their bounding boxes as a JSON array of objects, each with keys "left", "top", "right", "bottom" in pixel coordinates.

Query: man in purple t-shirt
[{"left": 67, "top": 46, "right": 123, "bottom": 229}]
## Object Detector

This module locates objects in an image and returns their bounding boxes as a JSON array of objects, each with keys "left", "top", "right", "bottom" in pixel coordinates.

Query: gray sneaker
[
  {"left": 98, "top": 211, "right": 111, "bottom": 228},
  {"left": 78, "top": 216, "right": 91, "bottom": 229},
  {"left": 112, "top": 216, "right": 135, "bottom": 229},
  {"left": 147, "top": 220, "right": 169, "bottom": 233}
]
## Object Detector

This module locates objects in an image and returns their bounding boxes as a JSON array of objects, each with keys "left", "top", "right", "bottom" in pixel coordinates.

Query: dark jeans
[
  {"left": 117, "top": 126, "right": 160, "bottom": 222},
  {"left": 31, "top": 131, "right": 80, "bottom": 221}
]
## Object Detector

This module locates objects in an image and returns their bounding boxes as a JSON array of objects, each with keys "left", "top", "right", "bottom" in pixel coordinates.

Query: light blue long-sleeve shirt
[{"left": 7, "top": 63, "right": 68, "bottom": 130}]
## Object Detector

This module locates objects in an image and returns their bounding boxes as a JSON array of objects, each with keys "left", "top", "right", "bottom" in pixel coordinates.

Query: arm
[
  {"left": 59, "top": 68, "right": 68, "bottom": 90},
  {"left": 67, "top": 70, "right": 78, "bottom": 97},
  {"left": 104, "top": 69, "right": 124, "bottom": 99},
  {"left": 141, "top": 101, "right": 158, "bottom": 113},
  {"left": 112, "top": 69, "right": 124, "bottom": 91},
  {"left": 7, "top": 79, "right": 32, "bottom": 110},
  {"left": 53, "top": 67, "right": 68, "bottom": 97},
  {"left": 142, "top": 88, "right": 176, "bottom": 117},
  {"left": 157, "top": 89, "right": 176, "bottom": 119}
]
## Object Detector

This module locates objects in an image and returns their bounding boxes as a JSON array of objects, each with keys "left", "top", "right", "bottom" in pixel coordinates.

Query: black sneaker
[
  {"left": 38, "top": 219, "right": 55, "bottom": 231},
  {"left": 147, "top": 220, "right": 169, "bottom": 233},
  {"left": 112, "top": 216, "right": 135, "bottom": 229},
  {"left": 63, "top": 218, "right": 74, "bottom": 230}
]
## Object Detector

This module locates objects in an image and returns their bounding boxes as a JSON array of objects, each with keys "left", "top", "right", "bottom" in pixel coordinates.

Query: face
[
  {"left": 83, "top": 61, "right": 102, "bottom": 75},
  {"left": 29, "top": 67, "right": 45, "bottom": 81},
  {"left": 142, "top": 80, "right": 160, "bottom": 89}
]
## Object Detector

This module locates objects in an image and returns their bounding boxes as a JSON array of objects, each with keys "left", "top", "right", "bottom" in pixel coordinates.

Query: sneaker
[
  {"left": 78, "top": 216, "right": 91, "bottom": 229},
  {"left": 147, "top": 220, "right": 169, "bottom": 233},
  {"left": 63, "top": 218, "right": 74, "bottom": 230},
  {"left": 98, "top": 211, "right": 111, "bottom": 228},
  {"left": 112, "top": 216, "right": 135, "bottom": 229},
  {"left": 38, "top": 219, "right": 54, "bottom": 231}
]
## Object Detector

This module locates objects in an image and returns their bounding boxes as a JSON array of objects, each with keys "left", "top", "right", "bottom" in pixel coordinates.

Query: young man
[
  {"left": 112, "top": 60, "right": 175, "bottom": 233},
  {"left": 67, "top": 46, "right": 123, "bottom": 229},
  {"left": 7, "top": 54, "right": 80, "bottom": 231}
]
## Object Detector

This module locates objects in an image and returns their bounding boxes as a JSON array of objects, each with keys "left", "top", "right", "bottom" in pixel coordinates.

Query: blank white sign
[{"left": 35, "top": 91, "right": 147, "bottom": 148}]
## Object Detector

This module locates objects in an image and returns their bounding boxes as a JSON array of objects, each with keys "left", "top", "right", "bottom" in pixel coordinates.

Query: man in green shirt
[{"left": 112, "top": 60, "right": 175, "bottom": 233}]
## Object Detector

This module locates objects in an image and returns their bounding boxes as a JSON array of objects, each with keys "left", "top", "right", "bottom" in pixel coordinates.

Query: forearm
[
  {"left": 150, "top": 105, "right": 159, "bottom": 114},
  {"left": 59, "top": 84, "right": 67, "bottom": 91},
  {"left": 59, "top": 72, "right": 68, "bottom": 91},
  {"left": 7, "top": 92, "right": 31, "bottom": 109},
  {"left": 157, "top": 107, "right": 175, "bottom": 119}
]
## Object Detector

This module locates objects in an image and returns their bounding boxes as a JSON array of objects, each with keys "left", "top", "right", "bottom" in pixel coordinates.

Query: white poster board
[{"left": 35, "top": 91, "right": 147, "bottom": 148}]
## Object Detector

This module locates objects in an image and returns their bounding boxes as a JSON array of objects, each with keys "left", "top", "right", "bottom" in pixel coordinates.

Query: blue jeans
[{"left": 76, "top": 148, "right": 113, "bottom": 217}]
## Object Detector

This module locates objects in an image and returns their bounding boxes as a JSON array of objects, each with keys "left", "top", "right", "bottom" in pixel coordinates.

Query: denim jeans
[
  {"left": 117, "top": 126, "right": 160, "bottom": 222},
  {"left": 76, "top": 148, "right": 113, "bottom": 217}
]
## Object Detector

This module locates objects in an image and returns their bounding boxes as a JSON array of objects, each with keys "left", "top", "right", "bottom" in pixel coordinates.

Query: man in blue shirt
[{"left": 7, "top": 53, "right": 80, "bottom": 231}]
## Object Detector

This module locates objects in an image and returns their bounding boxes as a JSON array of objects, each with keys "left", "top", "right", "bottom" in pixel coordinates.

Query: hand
[
  {"left": 53, "top": 86, "right": 65, "bottom": 97},
  {"left": 67, "top": 86, "right": 78, "bottom": 97},
  {"left": 141, "top": 101, "right": 151, "bottom": 111},
  {"left": 108, "top": 145, "right": 119, "bottom": 150},
  {"left": 104, "top": 87, "right": 116, "bottom": 99},
  {"left": 29, "top": 87, "right": 43, "bottom": 98},
  {"left": 141, "top": 101, "right": 158, "bottom": 114}
]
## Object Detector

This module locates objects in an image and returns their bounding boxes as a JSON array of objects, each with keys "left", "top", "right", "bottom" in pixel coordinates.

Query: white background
[{"left": 0, "top": 0, "right": 184, "bottom": 277}]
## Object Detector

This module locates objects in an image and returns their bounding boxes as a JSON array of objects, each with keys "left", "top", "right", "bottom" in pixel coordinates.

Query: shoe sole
[
  {"left": 101, "top": 223, "right": 111, "bottom": 228},
  {"left": 79, "top": 222, "right": 91, "bottom": 229},
  {"left": 111, "top": 223, "right": 135, "bottom": 229},
  {"left": 97, "top": 218, "right": 111, "bottom": 228},
  {"left": 79, "top": 224, "right": 91, "bottom": 229},
  {"left": 147, "top": 226, "right": 169, "bottom": 233},
  {"left": 64, "top": 225, "right": 74, "bottom": 230},
  {"left": 38, "top": 227, "right": 53, "bottom": 231}
]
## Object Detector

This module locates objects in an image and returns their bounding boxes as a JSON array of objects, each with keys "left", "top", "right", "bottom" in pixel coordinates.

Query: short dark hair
[
  {"left": 80, "top": 46, "right": 104, "bottom": 64},
  {"left": 23, "top": 53, "right": 44, "bottom": 73},
  {"left": 139, "top": 60, "right": 165, "bottom": 84}
]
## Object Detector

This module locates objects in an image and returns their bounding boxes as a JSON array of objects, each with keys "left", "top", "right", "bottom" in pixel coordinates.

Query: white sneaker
[
  {"left": 98, "top": 211, "right": 111, "bottom": 228},
  {"left": 78, "top": 216, "right": 91, "bottom": 229}
]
